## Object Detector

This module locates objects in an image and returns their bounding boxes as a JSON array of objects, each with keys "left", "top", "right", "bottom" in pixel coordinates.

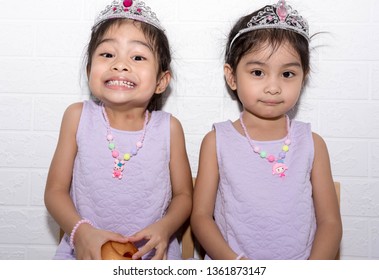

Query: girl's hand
[
  {"left": 73, "top": 224, "right": 128, "bottom": 260},
  {"left": 126, "top": 221, "right": 170, "bottom": 260}
]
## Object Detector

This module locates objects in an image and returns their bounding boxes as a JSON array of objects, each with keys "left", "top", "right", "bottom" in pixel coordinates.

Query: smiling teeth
[{"left": 106, "top": 80, "right": 135, "bottom": 88}]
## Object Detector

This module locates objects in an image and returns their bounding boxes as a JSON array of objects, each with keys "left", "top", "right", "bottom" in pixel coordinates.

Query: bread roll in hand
[{"left": 101, "top": 241, "right": 141, "bottom": 260}]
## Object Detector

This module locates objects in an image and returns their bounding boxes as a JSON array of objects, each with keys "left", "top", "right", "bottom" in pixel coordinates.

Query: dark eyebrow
[
  {"left": 98, "top": 38, "right": 153, "bottom": 52},
  {"left": 245, "top": 61, "right": 302, "bottom": 68},
  {"left": 129, "top": 40, "right": 153, "bottom": 52},
  {"left": 245, "top": 60, "right": 265, "bottom": 67},
  {"left": 282, "top": 62, "right": 302, "bottom": 68},
  {"left": 97, "top": 38, "right": 116, "bottom": 46}
]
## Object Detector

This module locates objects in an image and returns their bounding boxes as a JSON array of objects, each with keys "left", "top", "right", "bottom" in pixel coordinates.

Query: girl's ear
[
  {"left": 224, "top": 64, "right": 237, "bottom": 90},
  {"left": 155, "top": 71, "right": 171, "bottom": 94}
]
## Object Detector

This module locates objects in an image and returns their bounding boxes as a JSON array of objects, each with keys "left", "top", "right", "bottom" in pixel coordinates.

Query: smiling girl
[{"left": 44, "top": 0, "right": 192, "bottom": 260}]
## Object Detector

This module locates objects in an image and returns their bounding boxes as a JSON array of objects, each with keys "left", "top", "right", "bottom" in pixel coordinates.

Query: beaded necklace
[
  {"left": 102, "top": 104, "right": 149, "bottom": 180},
  {"left": 239, "top": 113, "right": 291, "bottom": 177}
]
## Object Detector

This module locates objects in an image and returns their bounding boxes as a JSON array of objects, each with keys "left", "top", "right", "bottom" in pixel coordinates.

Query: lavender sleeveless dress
[
  {"left": 209, "top": 120, "right": 316, "bottom": 260},
  {"left": 54, "top": 100, "right": 181, "bottom": 260}
]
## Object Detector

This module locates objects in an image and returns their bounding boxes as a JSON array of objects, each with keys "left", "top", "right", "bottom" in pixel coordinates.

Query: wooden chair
[{"left": 181, "top": 181, "right": 341, "bottom": 260}]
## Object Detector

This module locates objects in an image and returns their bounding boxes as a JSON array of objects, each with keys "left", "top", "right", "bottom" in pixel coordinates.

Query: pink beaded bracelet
[
  {"left": 69, "top": 219, "right": 94, "bottom": 249},
  {"left": 236, "top": 253, "right": 245, "bottom": 260}
]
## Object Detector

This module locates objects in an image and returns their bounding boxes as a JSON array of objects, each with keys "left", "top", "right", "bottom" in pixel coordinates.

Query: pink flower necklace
[
  {"left": 239, "top": 113, "right": 291, "bottom": 178},
  {"left": 102, "top": 104, "right": 149, "bottom": 180}
]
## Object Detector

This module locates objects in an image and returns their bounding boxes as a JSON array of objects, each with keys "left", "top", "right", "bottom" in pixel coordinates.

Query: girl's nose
[
  {"left": 264, "top": 79, "right": 281, "bottom": 95},
  {"left": 112, "top": 61, "right": 129, "bottom": 72},
  {"left": 265, "top": 87, "right": 281, "bottom": 95}
]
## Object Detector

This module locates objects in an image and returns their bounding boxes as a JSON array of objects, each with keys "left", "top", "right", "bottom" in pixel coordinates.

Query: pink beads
[
  {"left": 267, "top": 155, "right": 276, "bottom": 162},
  {"left": 69, "top": 219, "right": 94, "bottom": 249},
  {"left": 112, "top": 150, "right": 119, "bottom": 158},
  {"left": 102, "top": 104, "right": 149, "bottom": 180},
  {"left": 239, "top": 112, "right": 291, "bottom": 178}
]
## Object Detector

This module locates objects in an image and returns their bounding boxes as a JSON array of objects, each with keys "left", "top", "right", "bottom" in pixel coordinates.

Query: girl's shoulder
[
  {"left": 290, "top": 119, "right": 324, "bottom": 147},
  {"left": 65, "top": 101, "right": 84, "bottom": 113},
  {"left": 213, "top": 120, "right": 232, "bottom": 127},
  {"left": 152, "top": 111, "right": 182, "bottom": 129},
  {"left": 311, "top": 132, "right": 328, "bottom": 151},
  {"left": 65, "top": 100, "right": 102, "bottom": 121},
  {"left": 291, "top": 119, "right": 311, "bottom": 129},
  {"left": 59, "top": 102, "right": 86, "bottom": 135},
  {"left": 62, "top": 102, "right": 84, "bottom": 123}
]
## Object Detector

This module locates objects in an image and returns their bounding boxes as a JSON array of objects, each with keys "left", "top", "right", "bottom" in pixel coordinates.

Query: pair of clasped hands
[{"left": 73, "top": 221, "right": 169, "bottom": 260}]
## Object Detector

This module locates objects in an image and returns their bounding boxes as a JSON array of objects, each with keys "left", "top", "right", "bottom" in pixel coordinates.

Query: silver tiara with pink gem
[
  {"left": 230, "top": 0, "right": 309, "bottom": 49},
  {"left": 93, "top": 0, "right": 164, "bottom": 31}
]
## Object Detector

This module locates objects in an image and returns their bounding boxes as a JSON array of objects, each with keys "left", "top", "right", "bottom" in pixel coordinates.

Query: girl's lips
[
  {"left": 261, "top": 100, "right": 282, "bottom": 105},
  {"left": 105, "top": 79, "right": 135, "bottom": 89}
]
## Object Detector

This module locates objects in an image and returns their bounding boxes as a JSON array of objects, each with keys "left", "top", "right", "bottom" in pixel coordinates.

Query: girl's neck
[
  {"left": 102, "top": 103, "right": 149, "bottom": 131},
  {"left": 238, "top": 113, "right": 288, "bottom": 141}
]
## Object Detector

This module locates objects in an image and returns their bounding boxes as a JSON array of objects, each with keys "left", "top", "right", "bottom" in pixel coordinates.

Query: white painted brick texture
[{"left": 0, "top": 0, "right": 378, "bottom": 259}]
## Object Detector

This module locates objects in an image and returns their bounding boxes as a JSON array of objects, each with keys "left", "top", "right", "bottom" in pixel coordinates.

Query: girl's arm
[
  {"left": 191, "top": 131, "right": 240, "bottom": 260},
  {"left": 129, "top": 116, "right": 193, "bottom": 260},
  {"left": 44, "top": 103, "right": 83, "bottom": 238},
  {"left": 44, "top": 103, "right": 126, "bottom": 259},
  {"left": 308, "top": 133, "right": 342, "bottom": 260}
]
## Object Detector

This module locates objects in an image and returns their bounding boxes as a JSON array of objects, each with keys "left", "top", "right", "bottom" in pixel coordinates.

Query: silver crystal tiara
[
  {"left": 93, "top": 0, "right": 164, "bottom": 31},
  {"left": 230, "top": 0, "right": 309, "bottom": 49}
]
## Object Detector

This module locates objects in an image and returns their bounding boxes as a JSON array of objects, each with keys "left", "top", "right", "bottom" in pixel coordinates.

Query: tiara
[
  {"left": 93, "top": 0, "right": 164, "bottom": 31},
  {"left": 230, "top": 0, "right": 309, "bottom": 49}
]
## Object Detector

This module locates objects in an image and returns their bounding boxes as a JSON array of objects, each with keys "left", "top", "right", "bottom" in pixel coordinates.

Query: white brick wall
[{"left": 0, "top": 0, "right": 377, "bottom": 259}]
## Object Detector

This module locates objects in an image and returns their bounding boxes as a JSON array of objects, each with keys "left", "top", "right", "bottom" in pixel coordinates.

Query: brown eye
[
  {"left": 101, "top": 53, "right": 113, "bottom": 58},
  {"left": 132, "top": 56, "right": 145, "bottom": 61},
  {"left": 283, "top": 71, "right": 295, "bottom": 78},
  {"left": 251, "top": 70, "right": 263, "bottom": 77}
]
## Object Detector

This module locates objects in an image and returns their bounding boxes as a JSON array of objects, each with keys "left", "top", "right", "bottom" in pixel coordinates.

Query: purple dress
[
  {"left": 209, "top": 120, "right": 316, "bottom": 260},
  {"left": 54, "top": 100, "right": 181, "bottom": 259}
]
